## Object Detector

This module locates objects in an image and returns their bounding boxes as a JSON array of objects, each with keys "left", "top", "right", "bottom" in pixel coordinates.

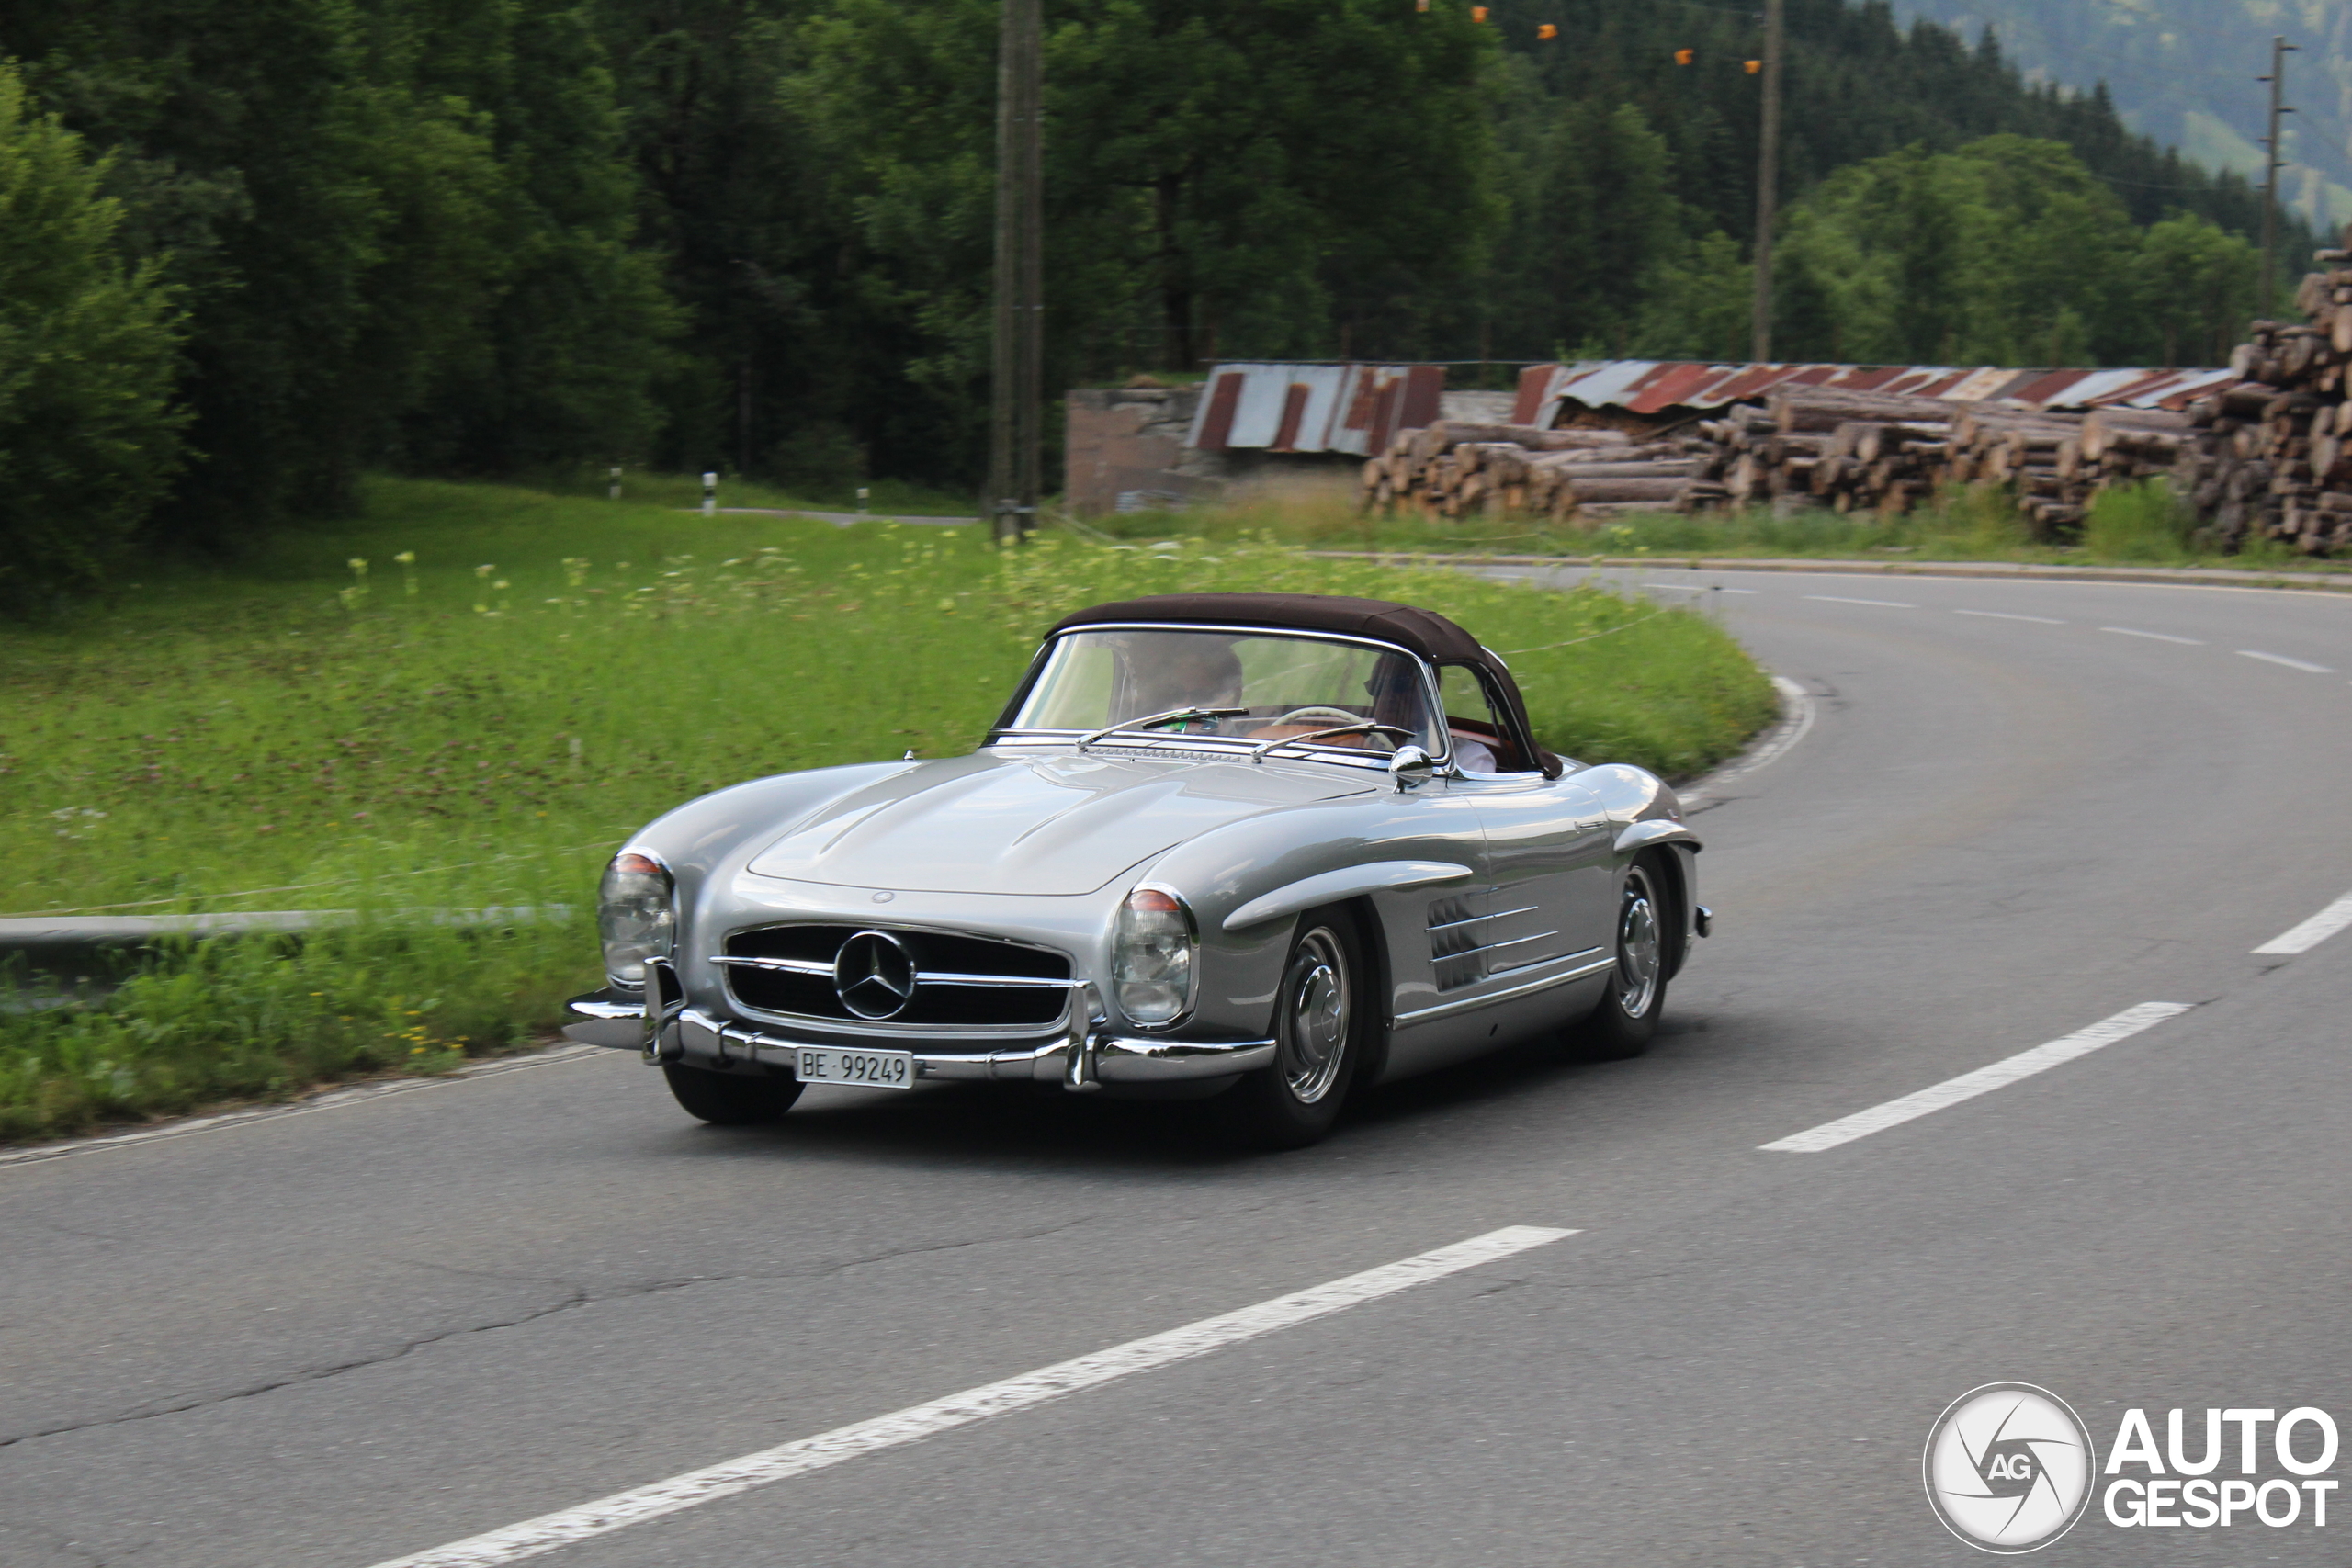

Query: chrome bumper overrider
[{"left": 562, "top": 991, "right": 1274, "bottom": 1089}]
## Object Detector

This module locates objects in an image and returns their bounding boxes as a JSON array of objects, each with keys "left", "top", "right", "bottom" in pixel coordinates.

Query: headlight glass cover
[
  {"left": 598, "top": 852, "right": 674, "bottom": 987},
  {"left": 1112, "top": 886, "right": 1194, "bottom": 1024}
]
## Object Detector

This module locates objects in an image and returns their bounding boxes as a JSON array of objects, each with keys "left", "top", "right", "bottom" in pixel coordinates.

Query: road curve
[{"left": 3, "top": 568, "right": 2349, "bottom": 1566}]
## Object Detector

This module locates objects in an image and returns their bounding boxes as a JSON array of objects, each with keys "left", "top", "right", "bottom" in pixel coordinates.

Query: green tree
[
  {"left": 1773, "top": 135, "right": 2138, "bottom": 366},
  {"left": 783, "top": 0, "right": 1500, "bottom": 482},
  {"left": 2132, "top": 212, "right": 2256, "bottom": 369},
  {"left": 0, "top": 61, "right": 186, "bottom": 608},
  {"left": 397, "top": 0, "right": 681, "bottom": 473},
  {"left": 1480, "top": 93, "right": 1687, "bottom": 359}
]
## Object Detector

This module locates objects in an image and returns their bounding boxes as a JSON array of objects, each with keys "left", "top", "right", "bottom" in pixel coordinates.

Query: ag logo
[{"left": 1924, "top": 1382, "right": 2097, "bottom": 1552}]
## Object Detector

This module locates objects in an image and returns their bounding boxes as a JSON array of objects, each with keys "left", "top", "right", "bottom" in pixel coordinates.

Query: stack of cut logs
[
  {"left": 2172, "top": 251, "right": 2352, "bottom": 554},
  {"left": 1362, "top": 274, "right": 2352, "bottom": 556},
  {"left": 1691, "top": 387, "right": 2191, "bottom": 536},
  {"left": 1363, "top": 392, "right": 2206, "bottom": 541},
  {"left": 1357, "top": 421, "right": 1727, "bottom": 521}
]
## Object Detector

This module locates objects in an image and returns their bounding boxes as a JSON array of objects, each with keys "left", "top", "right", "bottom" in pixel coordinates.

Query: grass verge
[
  {"left": 1088, "top": 481, "right": 2348, "bottom": 574},
  {"left": 0, "top": 476, "right": 1774, "bottom": 1142}
]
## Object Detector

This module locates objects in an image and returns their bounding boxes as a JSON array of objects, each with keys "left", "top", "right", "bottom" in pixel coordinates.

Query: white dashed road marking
[
  {"left": 2100, "top": 626, "right": 2203, "bottom": 645},
  {"left": 2237, "top": 649, "right": 2335, "bottom": 674},
  {"left": 2254, "top": 894, "right": 2352, "bottom": 956},
  {"left": 1952, "top": 609, "right": 2065, "bottom": 624},
  {"left": 1759, "top": 1003, "right": 2194, "bottom": 1154},
  {"left": 1804, "top": 595, "right": 1916, "bottom": 608},
  {"left": 362, "top": 1225, "right": 1577, "bottom": 1568}
]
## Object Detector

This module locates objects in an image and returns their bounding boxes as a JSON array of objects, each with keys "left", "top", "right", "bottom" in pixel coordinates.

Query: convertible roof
[
  {"left": 1047, "top": 593, "right": 1561, "bottom": 776},
  {"left": 1049, "top": 593, "right": 1487, "bottom": 664}
]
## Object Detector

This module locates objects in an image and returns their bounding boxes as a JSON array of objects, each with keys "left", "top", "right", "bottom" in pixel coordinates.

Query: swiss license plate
[{"left": 793, "top": 1046, "right": 916, "bottom": 1089}]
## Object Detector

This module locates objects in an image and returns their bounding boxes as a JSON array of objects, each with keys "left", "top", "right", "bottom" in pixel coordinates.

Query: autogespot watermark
[{"left": 1924, "top": 1384, "right": 2341, "bottom": 1552}]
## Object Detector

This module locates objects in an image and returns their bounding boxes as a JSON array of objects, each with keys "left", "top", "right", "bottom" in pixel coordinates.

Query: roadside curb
[{"left": 1311, "top": 550, "right": 2352, "bottom": 594}]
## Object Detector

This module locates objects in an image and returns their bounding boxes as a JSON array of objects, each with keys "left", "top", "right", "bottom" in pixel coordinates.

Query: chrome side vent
[{"left": 1428, "top": 897, "right": 1487, "bottom": 993}]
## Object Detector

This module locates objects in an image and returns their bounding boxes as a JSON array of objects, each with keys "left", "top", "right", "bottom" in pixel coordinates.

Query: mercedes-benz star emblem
[{"left": 834, "top": 930, "right": 918, "bottom": 1020}]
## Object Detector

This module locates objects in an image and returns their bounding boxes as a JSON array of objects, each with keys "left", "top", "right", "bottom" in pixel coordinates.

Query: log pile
[
  {"left": 2173, "top": 250, "right": 2352, "bottom": 554},
  {"left": 1359, "top": 420, "right": 1727, "bottom": 521},
  {"left": 1688, "top": 389, "right": 2195, "bottom": 537},
  {"left": 1695, "top": 389, "right": 1963, "bottom": 518},
  {"left": 1357, "top": 291, "right": 2352, "bottom": 555}
]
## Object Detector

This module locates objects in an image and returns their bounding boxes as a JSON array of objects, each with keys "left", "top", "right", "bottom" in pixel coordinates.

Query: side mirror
[{"left": 1388, "top": 745, "right": 1437, "bottom": 791}]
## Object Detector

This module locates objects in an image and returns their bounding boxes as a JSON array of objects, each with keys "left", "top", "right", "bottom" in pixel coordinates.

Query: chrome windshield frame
[{"left": 986, "top": 622, "right": 1454, "bottom": 768}]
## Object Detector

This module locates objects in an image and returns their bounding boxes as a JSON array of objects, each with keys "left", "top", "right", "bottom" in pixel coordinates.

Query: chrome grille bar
[{"left": 712, "top": 953, "right": 1080, "bottom": 989}]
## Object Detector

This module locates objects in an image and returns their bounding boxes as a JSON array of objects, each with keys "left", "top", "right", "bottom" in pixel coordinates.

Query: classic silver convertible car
[{"left": 565, "top": 592, "right": 1706, "bottom": 1147}]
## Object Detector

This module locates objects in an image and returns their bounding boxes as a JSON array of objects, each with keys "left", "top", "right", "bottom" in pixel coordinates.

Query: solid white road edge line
[
  {"left": 1952, "top": 609, "right": 2065, "bottom": 624},
  {"left": 1680, "top": 676, "right": 1815, "bottom": 813},
  {"left": 2254, "top": 893, "right": 2352, "bottom": 955},
  {"left": 0, "top": 1043, "right": 606, "bottom": 1170},
  {"left": 2237, "top": 649, "right": 2335, "bottom": 673},
  {"left": 1804, "top": 594, "right": 1916, "bottom": 608},
  {"left": 361, "top": 1225, "right": 1577, "bottom": 1568},
  {"left": 1758, "top": 1002, "right": 2194, "bottom": 1154},
  {"left": 2100, "top": 626, "right": 2202, "bottom": 645},
  {"left": 1630, "top": 581, "right": 1758, "bottom": 596}
]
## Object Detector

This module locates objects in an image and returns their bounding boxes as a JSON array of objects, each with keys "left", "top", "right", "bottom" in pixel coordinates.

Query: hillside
[{"left": 1888, "top": 1, "right": 2352, "bottom": 228}]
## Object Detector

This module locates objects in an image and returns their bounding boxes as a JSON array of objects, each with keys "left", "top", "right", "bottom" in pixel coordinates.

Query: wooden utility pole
[
  {"left": 2257, "top": 35, "right": 2299, "bottom": 322},
  {"left": 1750, "top": 0, "right": 1785, "bottom": 362},
  {"left": 987, "top": 0, "right": 1045, "bottom": 545}
]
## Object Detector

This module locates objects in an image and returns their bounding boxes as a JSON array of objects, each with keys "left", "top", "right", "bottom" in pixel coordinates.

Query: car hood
[{"left": 744, "top": 750, "right": 1378, "bottom": 896}]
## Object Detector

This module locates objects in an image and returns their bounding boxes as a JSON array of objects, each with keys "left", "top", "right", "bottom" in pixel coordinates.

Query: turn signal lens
[
  {"left": 598, "top": 852, "right": 675, "bottom": 988},
  {"left": 1113, "top": 887, "right": 1194, "bottom": 1024}
]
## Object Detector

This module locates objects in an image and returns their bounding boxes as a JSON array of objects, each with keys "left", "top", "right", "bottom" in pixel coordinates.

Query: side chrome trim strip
[
  {"left": 1393, "top": 952, "right": 1613, "bottom": 1025},
  {"left": 1425, "top": 904, "right": 1538, "bottom": 933}
]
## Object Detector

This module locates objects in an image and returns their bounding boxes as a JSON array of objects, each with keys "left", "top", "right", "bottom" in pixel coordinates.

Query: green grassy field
[
  {"left": 0, "top": 477, "right": 1775, "bottom": 1142},
  {"left": 1090, "top": 481, "right": 2352, "bottom": 574}
]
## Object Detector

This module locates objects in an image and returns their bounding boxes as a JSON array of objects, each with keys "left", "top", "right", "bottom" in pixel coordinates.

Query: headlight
[
  {"left": 1112, "top": 886, "right": 1194, "bottom": 1025},
  {"left": 599, "top": 851, "right": 674, "bottom": 988}
]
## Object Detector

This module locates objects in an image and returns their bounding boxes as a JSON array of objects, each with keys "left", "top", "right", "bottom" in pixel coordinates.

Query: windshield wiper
[
  {"left": 1073, "top": 706, "right": 1250, "bottom": 753},
  {"left": 1249, "top": 722, "right": 1414, "bottom": 764}
]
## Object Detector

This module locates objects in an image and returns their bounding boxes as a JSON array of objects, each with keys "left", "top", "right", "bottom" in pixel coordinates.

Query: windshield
[{"left": 1008, "top": 629, "right": 1443, "bottom": 756}]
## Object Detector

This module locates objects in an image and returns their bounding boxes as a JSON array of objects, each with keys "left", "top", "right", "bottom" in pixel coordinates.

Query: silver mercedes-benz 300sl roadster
[{"left": 564, "top": 592, "right": 1707, "bottom": 1147}]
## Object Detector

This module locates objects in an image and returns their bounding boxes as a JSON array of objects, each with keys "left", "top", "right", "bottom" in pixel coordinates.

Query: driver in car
[{"left": 1119, "top": 637, "right": 1246, "bottom": 730}]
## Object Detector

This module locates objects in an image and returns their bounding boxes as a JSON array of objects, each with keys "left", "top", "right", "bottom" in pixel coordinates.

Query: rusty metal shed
[
  {"left": 1188, "top": 362, "right": 1444, "bottom": 456},
  {"left": 1512, "top": 361, "right": 2236, "bottom": 429}
]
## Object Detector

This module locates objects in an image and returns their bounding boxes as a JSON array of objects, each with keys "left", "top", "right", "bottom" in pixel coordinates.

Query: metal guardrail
[{"left": 0, "top": 907, "right": 575, "bottom": 962}]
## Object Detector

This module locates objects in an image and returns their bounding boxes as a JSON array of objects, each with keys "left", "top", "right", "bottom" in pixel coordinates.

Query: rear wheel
[
  {"left": 1216, "top": 909, "right": 1366, "bottom": 1150},
  {"left": 662, "top": 1062, "right": 803, "bottom": 1124},
  {"left": 1574, "top": 856, "right": 1670, "bottom": 1062}
]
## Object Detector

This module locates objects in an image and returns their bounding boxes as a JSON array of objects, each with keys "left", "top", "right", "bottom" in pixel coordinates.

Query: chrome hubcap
[
  {"left": 1615, "top": 871, "right": 1663, "bottom": 1020},
  {"left": 1277, "top": 928, "right": 1350, "bottom": 1104}
]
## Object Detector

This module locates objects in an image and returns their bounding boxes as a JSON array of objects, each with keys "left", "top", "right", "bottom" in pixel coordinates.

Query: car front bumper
[{"left": 563, "top": 990, "right": 1275, "bottom": 1090}]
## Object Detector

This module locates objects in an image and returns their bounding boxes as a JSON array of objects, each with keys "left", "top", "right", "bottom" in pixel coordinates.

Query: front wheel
[
  {"left": 662, "top": 1061, "right": 804, "bottom": 1125},
  {"left": 1216, "top": 908, "right": 1367, "bottom": 1150},
  {"left": 1574, "top": 856, "right": 1670, "bottom": 1062}
]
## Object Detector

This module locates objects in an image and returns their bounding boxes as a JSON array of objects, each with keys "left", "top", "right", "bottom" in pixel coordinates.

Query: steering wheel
[{"left": 1266, "top": 706, "right": 1365, "bottom": 728}]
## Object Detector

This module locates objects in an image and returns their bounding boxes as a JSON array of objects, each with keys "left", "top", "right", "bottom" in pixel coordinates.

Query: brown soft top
[{"left": 1046, "top": 592, "right": 1559, "bottom": 776}]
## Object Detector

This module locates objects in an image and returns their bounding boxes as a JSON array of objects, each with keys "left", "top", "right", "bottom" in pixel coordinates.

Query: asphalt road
[{"left": 5, "top": 567, "right": 2350, "bottom": 1566}]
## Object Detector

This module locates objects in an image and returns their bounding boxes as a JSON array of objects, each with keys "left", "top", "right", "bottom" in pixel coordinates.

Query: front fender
[
  {"left": 1222, "top": 860, "right": 1474, "bottom": 932},
  {"left": 620, "top": 761, "right": 913, "bottom": 976},
  {"left": 1614, "top": 818, "right": 1701, "bottom": 857}
]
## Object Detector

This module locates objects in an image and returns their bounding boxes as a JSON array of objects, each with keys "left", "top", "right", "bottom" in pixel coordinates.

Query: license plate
[{"left": 793, "top": 1046, "right": 916, "bottom": 1089}]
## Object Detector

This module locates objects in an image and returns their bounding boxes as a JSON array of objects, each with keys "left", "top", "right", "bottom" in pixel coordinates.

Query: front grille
[{"left": 719, "top": 924, "right": 1072, "bottom": 1029}]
